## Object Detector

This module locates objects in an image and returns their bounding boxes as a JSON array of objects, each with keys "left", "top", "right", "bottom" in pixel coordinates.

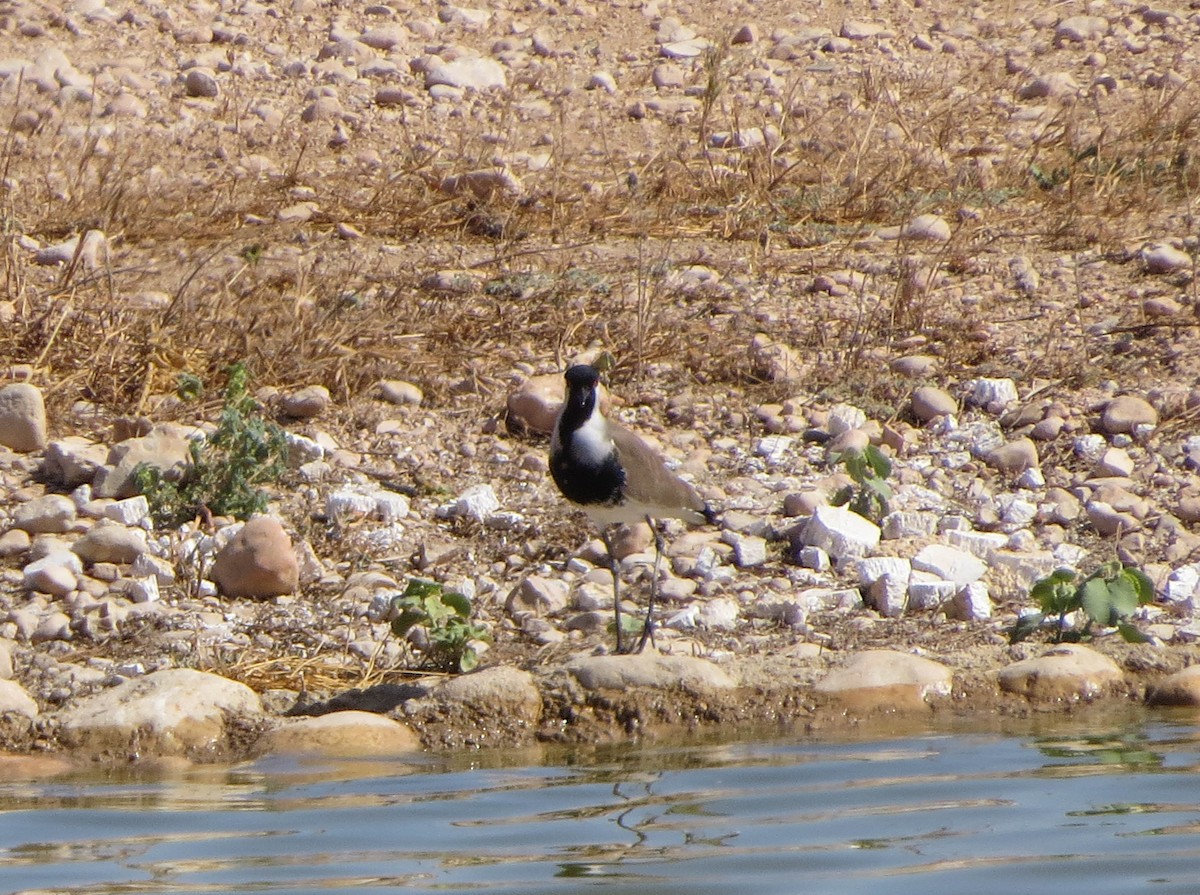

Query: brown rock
[
  {"left": 212, "top": 517, "right": 299, "bottom": 598},
  {"left": 814, "top": 649, "right": 952, "bottom": 710},
  {"left": 261, "top": 711, "right": 420, "bottom": 756},
  {"left": 911, "top": 386, "right": 957, "bottom": 422},
  {"left": 997, "top": 644, "right": 1122, "bottom": 701},
  {"left": 1100, "top": 395, "right": 1157, "bottom": 434},
  {"left": 0, "top": 383, "right": 48, "bottom": 452},
  {"left": 986, "top": 437, "right": 1039, "bottom": 473},
  {"left": 1146, "top": 665, "right": 1200, "bottom": 706}
]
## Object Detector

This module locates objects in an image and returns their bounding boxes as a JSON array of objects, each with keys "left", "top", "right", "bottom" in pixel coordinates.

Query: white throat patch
[{"left": 571, "top": 407, "right": 613, "bottom": 465}]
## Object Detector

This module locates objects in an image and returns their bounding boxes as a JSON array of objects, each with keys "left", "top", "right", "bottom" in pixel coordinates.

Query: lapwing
[{"left": 550, "top": 364, "right": 714, "bottom": 653}]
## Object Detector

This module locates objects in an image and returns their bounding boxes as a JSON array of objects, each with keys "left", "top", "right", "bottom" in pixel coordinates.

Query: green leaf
[
  {"left": 1080, "top": 576, "right": 1116, "bottom": 626},
  {"left": 440, "top": 590, "right": 472, "bottom": 618},
  {"left": 390, "top": 608, "right": 425, "bottom": 638},
  {"left": 1121, "top": 568, "right": 1155, "bottom": 604},
  {"left": 458, "top": 646, "right": 479, "bottom": 673},
  {"left": 1031, "top": 569, "right": 1077, "bottom": 615},
  {"left": 1106, "top": 576, "right": 1141, "bottom": 619},
  {"left": 864, "top": 444, "right": 892, "bottom": 479},
  {"left": 403, "top": 578, "right": 442, "bottom": 600},
  {"left": 831, "top": 485, "right": 853, "bottom": 507}
]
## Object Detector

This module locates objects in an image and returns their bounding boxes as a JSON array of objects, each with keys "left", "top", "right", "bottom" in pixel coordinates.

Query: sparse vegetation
[
  {"left": 390, "top": 579, "right": 491, "bottom": 673},
  {"left": 830, "top": 445, "right": 894, "bottom": 524},
  {"left": 1009, "top": 563, "right": 1155, "bottom": 644},
  {"left": 133, "top": 363, "right": 289, "bottom": 527}
]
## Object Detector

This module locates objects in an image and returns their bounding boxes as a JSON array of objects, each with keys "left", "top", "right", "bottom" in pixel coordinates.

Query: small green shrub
[
  {"left": 1009, "top": 561, "right": 1155, "bottom": 644},
  {"left": 829, "top": 444, "right": 894, "bottom": 524},
  {"left": 390, "top": 578, "right": 491, "bottom": 673},
  {"left": 133, "top": 362, "right": 289, "bottom": 527}
]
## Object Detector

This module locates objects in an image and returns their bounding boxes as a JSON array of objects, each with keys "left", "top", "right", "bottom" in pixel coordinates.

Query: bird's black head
[{"left": 564, "top": 364, "right": 600, "bottom": 390}]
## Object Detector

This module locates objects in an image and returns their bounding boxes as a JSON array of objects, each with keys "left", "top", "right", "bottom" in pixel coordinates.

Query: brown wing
[{"left": 610, "top": 423, "right": 707, "bottom": 524}]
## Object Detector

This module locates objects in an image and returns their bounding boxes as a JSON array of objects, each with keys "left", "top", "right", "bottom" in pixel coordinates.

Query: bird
[{"left": 549, "top": 364, "right": 714, "bottom": 653}]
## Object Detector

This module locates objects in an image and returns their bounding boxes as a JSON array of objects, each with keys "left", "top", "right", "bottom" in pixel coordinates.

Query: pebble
[
  {"left": 13, "top": 495, "right": 76, "bottom": 533},
  {"left": 280, "top": 385, "right": 330, "bottom": 419},
  {"left": 378, "top": 380, "right": 423, "bottom": 406},
  {"left": 801, "top": 505, "right": 881, "bottom": 562},
  {"left": 986, "top": 437, "right": 1039, "bottom": 473},
  {"left": 183, "top": 67, "right": 219, "bottom": 98},
  {"left": 911, "top": 386, "right": 957, "bottom": 422},
  {"left": 425, "top": 57, "right": 506, "bottom": 91},
  {"left": 0, "top": 383, "right": 48, "bottom": 452},
  {"left": 71, "top": 520, "right": 147, "bottom": 564},
  {"left": 22, "top": 551, "right": 81, "bottom": 597},
  {"left": 899, "top": 213, "right": 951, "bottom": 242},
  {"left": 911, "top": 543, "right": 986, "bottom": 584},
  {"left": 1142, "top": 243, "right": 1191, "bottom": 274},
  {"left": 263, "top": 711, "right": 420, "bottom": 756},
  {"left": 1100, "top": 395, "right": 1157, "bottom": 434},
  {"left": 505, "top": 375, "right": 562, "bottom": 433},
  {"left": 211, "top": 517, "right": 299, "bottom": 599},
  {"left": 1055, "top": 15, "right": 1109, "bottom": 43}
]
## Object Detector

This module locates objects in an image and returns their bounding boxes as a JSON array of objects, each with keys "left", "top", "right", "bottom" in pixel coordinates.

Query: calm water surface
[{"left": 3, "top": 711, "right": 1200, "bottom": 894}]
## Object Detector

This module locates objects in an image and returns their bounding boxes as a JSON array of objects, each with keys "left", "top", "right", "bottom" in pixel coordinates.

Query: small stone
[
  {"left": 900, "top": 213, "right": 951, "bottom": 241},
  {"left": 1100, "top": 395, "right": 1157, "bottom": 434},
  {"left": 22, "top": 551, "right": 82, "bottom": 597},
  {"left": 211, "top": 517, "right": 300, "bottom": 599},
  {"left": 1055, "top": 15, "right": 1109, "bottom": 43},
  {"left": 280, "top": 385, "right": 330, "bottom": 419},
  {"left": 0, "top": 528, "right": 32, "bottom": 557},
  {"left": 968, "top": 378, "right": 1018, "bottom": 408},
  {"left": 439, "top": 169, "right": 522, "bottom": 200},
  {"left": 44, "top": 437, "right": 109, "bottom": 487},
  {"left": 263, "top": 711, "right": 420, "bottom": 756},
  {"left": 506, "top": 575, "right": 569, "bottom": 615},
  {"left": 722, "top": 532, "right": 767, "bottom": 568},
  {"left": 0, "top": 679, "right": 38, "bottom": 719},
  {"left": 378, "top": 380, "right": 423, "bottom": 406},
  {"left": 13, "top": 495, "right": 76, "bottom": 533},
  {"left": 0, "top": 383, "right": 48, "bottom": 452},
  {"left": 986, "top": 437, "right": 1039, "bottom": 473},
  {"left": 425, "top": 57, "right": 506, "bottom": 91},
  {"left": 801, "top": 505, "right": 881, "bottom": 562},
  {"left": 1096, "top": 447, "right": 1134, "bottom": 478},
  {"left": 183, "top": 67, "right": 219, "bottom": 98},
  {"left": 911, "top": 386, "right": 956, "bottom": 422},
  {"left": 951, "top": 581, "right": 992, "bottom": 620},
  {"left": 911, "top": 543, "right": 986, "bottom": 584},
  {"left": 1017, "top": 71, "right": 1080, "bottom": 100},
  {"left": 586, "top": 70, "right": 617, "bottom": 93},
  {"left": 72, "top": 520, "right": 147, "bottom": 564},
  {"left": 1141, "top": 242, "right": 1191, "bottom": 274},
  {"left": 1086, "top": 501, "right": 1140, "bottom": 537},
  {"left": 1146, "top": 665, "right": 1200, "bottom": 707},
  {"left": 94, "top": 427, "right": 193, "bottom": 499},
  {"left": 890, "top": 355, "right": 937, "bottom": 378}
]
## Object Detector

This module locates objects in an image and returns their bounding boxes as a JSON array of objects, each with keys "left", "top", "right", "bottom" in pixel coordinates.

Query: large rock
[
  {"left": 59, "top": 668, "right": 264, "bottom": 758},
  {"left": 997, "top": 643, "right": 1123, "bottom": 701},
  {"left": 1145, "top": 665, "right": 1200, "bottom": 707},
  {"left": 0, "top": 679, "right": 38, "bottom": 719},
  {"left": 567, "top": 654, "right": 736, "bottom": 692},
  {"left": 506, "top": 374, "right": 563, "bottom": 435},
  {"left": 43, "top": 437, "right": 110, "bottom": 487},
  {"left": 94, "top": 426, "right": 193, "bottom": 499},
  {"left": 12, "top": 494, "right": 76, "bottom": 534},
  {"left": 434, "top": 665, "right": 542, "bottom": 725},
  {"left": 0, "top": 383, "right": 47, "bottom": 452},
  {"left": 72, "top": 519, "right": 148, "bottom": 564},
  {"left": 211, "top": 516, "right": 299, "bottom": 598},
  {"left": 814, "top": 650, "right": 952, "bottom": 710},
  {"left": 261, "top": 711, "right": 420, "bottom": 756},
  {"left": 801, "top": 504, "right": 881, "bottom": 561}
]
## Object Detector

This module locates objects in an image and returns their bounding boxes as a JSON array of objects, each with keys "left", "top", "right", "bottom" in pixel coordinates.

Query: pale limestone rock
[
  {"left": 567, "top": 654, "right": 736, "bottom": 692},
  {"left": 59, "top": 668, "right": 263, "bottom": 757},
  {"left": 814, "top": 650, "right": 952, "bottom": 709},
  {"left": 997, "top": 644, "right": 1122, "bottom": 701},
  {"left": 0, "top": 383, "right": 47, "bottom": 452},
  {"left": 261, "top": 711, "right": 420, "bottom": 756}
]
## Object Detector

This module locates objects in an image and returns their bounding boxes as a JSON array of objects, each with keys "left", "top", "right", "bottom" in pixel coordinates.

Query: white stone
[
  {"left": 0, "top": 679, "right": 38, "bottom": 718},
  {"left": 796, "top": 545, "right": 830, "bottom": 571},
  {"left": 22, "top": 551, "right": 82, "bottom": 596},
  {"left": 952, "top": 582, "right": 992, "bottom": 620},
  {"left": 425, "top": 57, "right": 506, "bottom": 91},
  {"left": 908, "top": 578, "right": 958, "bottom": 610},
  {"left": 698, "top": 597, "right": 739, "bottom": 630},
  {"left": 13, "top": 495, "right": 76, "bottom": 533},
  {"left": 801, "top": 505, "right": 881, "bottom": 561},
  {"left": 870, "top": 573, "right": 909, "bottom": 618},
  {"left": 856, "top": 555, "right": 911, "bottom": 586},
  {"left": 968, "top": 378, "right": 1018, "bottom": 408},
  {"left": 827, "top": 403, "right": 867, "bottom": 436},
  {"left": 881, "top": 511, "right": 937, "bottom": 539},
  {"left": 103, "top": 495, "right": 150, "bottom": 526},
  {"left": 722, "top": 532, "right": 767, "bottom": 568},
  {"left": 911, "top": 543, "right": 986, "bottom": 584},
  {"left": 988, "top": 550, "right": 1058, "bottom": 590},
  {"left": 945, "top": 529, "right": 1007, "bottom": 559},
  {"left": 754, "top": 435, "right": 792, "bottom": 463},
  {"left": 126, "top": 576, "right": 160, "bottom": 603}
]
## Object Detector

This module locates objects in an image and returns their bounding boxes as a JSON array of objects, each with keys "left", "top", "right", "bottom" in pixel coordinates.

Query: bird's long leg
[
  {"left": 635, "top": 516, "right": 665, "bottom": 654},
  {"left": 600, "top": 525, "right": 624, "bottom": 653}
]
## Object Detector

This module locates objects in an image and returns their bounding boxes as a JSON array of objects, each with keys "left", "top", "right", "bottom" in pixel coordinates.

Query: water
[{"left": 3, "top": 711, "right": 1200, "bottom": 894}]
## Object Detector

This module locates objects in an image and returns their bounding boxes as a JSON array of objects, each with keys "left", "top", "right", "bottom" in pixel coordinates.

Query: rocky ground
[{"left": 4, "top": 0, "right": 1200, "bottom": 766}]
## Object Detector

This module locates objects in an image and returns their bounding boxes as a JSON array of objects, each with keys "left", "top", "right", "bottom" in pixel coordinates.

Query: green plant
[
  {"left": 390, "top": 578, "right": 491, "bottom": 673},
  {"left": 1009, "top": 561, "right": 1154, "bottom": 644},
  {"left": 829, "top": 445, "right": 894, "bottom": 523},
  {"left": 133, "top": 362, "right": 289, "bottom": 527}
]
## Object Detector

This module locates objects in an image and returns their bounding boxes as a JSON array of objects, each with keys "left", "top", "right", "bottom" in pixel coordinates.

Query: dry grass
[{"left": 1, "top": 18, "right": 1198, "bottom": 426}]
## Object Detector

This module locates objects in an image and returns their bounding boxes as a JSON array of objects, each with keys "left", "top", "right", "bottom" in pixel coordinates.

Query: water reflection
[{"left": 1, "top": 710, "right": 1199, "bottom": 894}]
